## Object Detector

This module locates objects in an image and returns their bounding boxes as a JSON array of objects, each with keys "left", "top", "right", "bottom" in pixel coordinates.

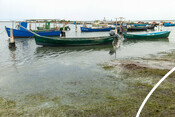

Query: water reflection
[
  {"left": 35, "top": 45, "right": 113, "bottom": 58},
  {"left": 123, "top": 38, "right": 169, "bottom": 45},
  {"left": 9, "top": 48, "right": 19, "bottom": 73}
]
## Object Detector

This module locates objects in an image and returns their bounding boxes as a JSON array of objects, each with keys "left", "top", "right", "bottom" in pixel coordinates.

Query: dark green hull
[
  {"left": 123, "top": 31, "right": 170, "bottom": 40},
  {"left": 34, "top": 35, "right": 114, "bottom": 46},
  {"left": 60, "top": 26, "right": 70, "bottom": 31}
]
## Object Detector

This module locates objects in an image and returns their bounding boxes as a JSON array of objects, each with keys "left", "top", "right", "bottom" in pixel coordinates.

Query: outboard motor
[
  {"left": 109, "top": 31, "right": 115, "bottom": 36},
  {"left": 61, "top": 31, "right": 66, "bottom": 37}
]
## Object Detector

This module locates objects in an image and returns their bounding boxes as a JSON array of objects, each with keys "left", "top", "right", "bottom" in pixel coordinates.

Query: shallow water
[{"left": 0, "top": 21, "right": 175, "bottom": 106}]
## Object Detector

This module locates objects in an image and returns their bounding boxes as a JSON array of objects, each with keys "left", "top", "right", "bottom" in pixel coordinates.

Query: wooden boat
[
  {"left": 34, "top": 35, "right": 114, "bottom": 46},
  {"left": 73, "top": 21, "right": 81, "bottom": 25},
  {"left": 146, "top": 25, "right": 156, "bottom": 29},
  {"left": 5, "top": 22, "right": 61, "bottom": 38},
  {"left": 133, "top": 24, "right": 149, "bottom": 27},
  {"left": 164, "top": 23, "right": 175, "bottom": 27},
  {"left": 19, "top": 25, "right": 114, "bottom": 46},
  {"left": 123, "top": 31, "right": 170, "bottom": 39},
  {"left": 80, "top": 27, "right": 112, "bottom": 32},
  {"left": 127, "top": 26, "right": 148, "bottom": 31},
  {"left": 37, "top": 21, "right": 70, "bottom": 31}
]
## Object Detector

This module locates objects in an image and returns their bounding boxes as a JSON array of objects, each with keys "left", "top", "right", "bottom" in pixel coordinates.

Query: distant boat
[
  {"left": 113, "top": 24, "right": 121, "bottom": 26},
  {"left": 133, "top": 24, "right": 150, "bottom": 27},
  {"left": 123, "top": 31, "right": 170, "bottom": 39},
  {"left": 80, "top": 27, "right": 112, "bottom": 32},
  {"left": 73, "top": 21, "right": 81, "bottom": 25},
  {"left": 127, "top": 26, "right": 148, "bottom": 31},
  {"left": 146, "top": 25, "right": 156, "bottom": 29},
  {"left": 164, "top": 23, "right": 175, "bottom": 27},
  {"left": 5, "top": 22, "right": 61, "bottom": 38}
]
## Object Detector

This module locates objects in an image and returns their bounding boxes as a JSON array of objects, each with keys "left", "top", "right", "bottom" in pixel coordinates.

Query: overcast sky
[{"left": 0, "top": 0, "right": 175, "bottom": 21}]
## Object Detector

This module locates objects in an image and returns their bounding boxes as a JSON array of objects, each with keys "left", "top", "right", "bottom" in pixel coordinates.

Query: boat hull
[
  {"left": 164, "top": 23, "right": 175, "bottom": 27},
  {"left": 34, "top": 35, "right": 114, "bottom": 46},
  {"left": 5, "top": 27, "right": 61, "bottom": 38},
  {"left": 127, "top": 26, "right": 148, "bottom": 32},
  {"left": 80, "top": 27, "right": 111, "bottom": 32},
  {"left": 133, "top": 24, "right": 149, "bottom": 27},
  {"left": 123, "top": 31, "right": 170, "bottom": 40}
]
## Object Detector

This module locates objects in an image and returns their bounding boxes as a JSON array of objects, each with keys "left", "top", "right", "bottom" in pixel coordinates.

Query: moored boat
[
  {"left": 133, "top": 24, "right": 150, "bottom": 27},
  {"left": 5, "top": 22, "right": 61, "bottom": 38},
  {"left": 34, "top": 35, "right": 114, "bottom": 46},
  {"left": 146, "top": 25, "right": 156, "bottom": 29},
  {"left": 164, "top": 23, "right": 175, "bottom": 27},
  {"left": 127, "top": 26, "right": 148, "bottom": 32},
  {"left": 123, "top": 31, "right": 170, "bottom": 39},
  {"left": 80, "top": 27, "right": 112, "bottom": 32},
  {"left": 19, "top": 25, "right": 114, "bottom": 46}
]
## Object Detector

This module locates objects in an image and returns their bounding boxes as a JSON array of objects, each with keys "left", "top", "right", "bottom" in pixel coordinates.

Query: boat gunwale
[
  {"left": 124, "top": 31, "right": 170, "bottom": 36},
  {"left": 5, "top": 26, "right": 60, "bottom": 33},
  {"left": 35, "top": 35, "right": 114, "bottom": 41}
]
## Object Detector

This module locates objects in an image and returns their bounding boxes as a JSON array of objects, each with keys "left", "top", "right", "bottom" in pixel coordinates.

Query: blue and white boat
[
  {"left": 164, "top": 23, "right": 175, "bottom": 27},
  {"left": 123, "top": 31, "right": 170, "bottom": 39},
  {"left": 80, "top": 27, "right": 112, "bottom": 32},
  {"left": 5, "top": 22, "right": 61, "bottom": 38}
]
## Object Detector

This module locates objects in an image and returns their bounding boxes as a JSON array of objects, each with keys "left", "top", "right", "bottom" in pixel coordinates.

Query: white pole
[
  {"left": 35, "top": 22, "right": 36, "bottom": 30},
  {"left": 160, "top": 23, "right": 163, "bottom": 31},
  {"left": 119, "top": 17, "right": 123, "bottom": 33},
  {"left": 115, "top": 18, "right": 118, "bottom": 35},
  {"left": 63, "top": 23, "right": 65, "bottom": 32},
  {"left": 29, "top": 23, "right": 31, "bottom": 30},
  {"left": 75, "top": 21, "right": 77, "bottom": 32}
]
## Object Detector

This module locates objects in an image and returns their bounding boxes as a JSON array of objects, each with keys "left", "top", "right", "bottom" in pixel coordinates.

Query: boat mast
[{"left": 119, "top": 17, "right": 124, "bottom": 34}]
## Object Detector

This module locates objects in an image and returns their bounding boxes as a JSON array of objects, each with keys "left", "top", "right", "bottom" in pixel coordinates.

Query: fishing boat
[
  {"left": 146, "top": 25, "right": 156, "bottom": 29},
  {"left": 73, "top": 21, "right": 81, "bottom": 25},
  {"left": 133, "top": 24, "right": 150, "bottom": 27},
  {"left": 20, "top": 25, "right": 114, "bottom": 46},
  {"left": 34, "top": 35, "right": 114, "bottom": 46},
  {"left": 80, "top": 27, "right": 112, "bottom": 32},
  {"left": 123, "top": 31, "right": 170, "bottom": 39},
  {"left": 127, "top": 26, "right": 148, "bottom": 31},
  {"left": 5, "top": 22, "right": 61, "bottom": 38},
  {"left": 164, "top": 23, "right": 175, "bottom": 27},
  {"left": 37, "top": 21, "right": 70, "bottom": 31}
]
